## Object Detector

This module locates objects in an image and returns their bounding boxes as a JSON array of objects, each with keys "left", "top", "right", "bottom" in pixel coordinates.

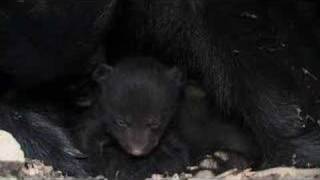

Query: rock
[
  {"left": 21, "top": 160, "right": 56, "bottom": 177},
  {"left": 151, "top": 174, "right": 164, "bottom": 180},
  {"left": 0, "top": 130, "right": 25, "bottom": 163},
  {"left": 0, "top": 162, "right": 23, "bottom": 177},
  {"left": 199, "top": 158, "right": 218, "bottom": 170},
  {"left": 213, "top": 151, "right": 229, "bottom": 162},
  {"left": 194, "top": 170, "right": 215, "bottom": 179}
]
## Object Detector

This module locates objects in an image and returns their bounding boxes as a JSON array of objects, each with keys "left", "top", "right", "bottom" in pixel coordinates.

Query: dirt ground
[
  {"left": 1, "top": 159, "right": 319, "bottom": 180},
  {"left": 0, "top": 160, "right": 107, "bottom": 180}
]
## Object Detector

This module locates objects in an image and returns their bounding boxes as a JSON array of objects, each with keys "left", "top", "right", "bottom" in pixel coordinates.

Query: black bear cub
[
  {"left": 74, "top": 57, "right": 259, "bottom": 180},
  {"left": 74, "top": 57, "right": 188, "bottom": 180},
  {"left": 177, "top": 83, "right": 260, "bottom": 172}
]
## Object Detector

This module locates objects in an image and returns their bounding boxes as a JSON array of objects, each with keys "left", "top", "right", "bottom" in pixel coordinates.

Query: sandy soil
[{"left": 1, "top": 160, "right": 319, "bottom": 180}]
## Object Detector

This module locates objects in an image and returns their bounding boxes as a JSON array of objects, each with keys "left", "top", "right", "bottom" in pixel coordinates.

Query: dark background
[{"left": 0, "top": 0, "right": 319, "bottom": 87}]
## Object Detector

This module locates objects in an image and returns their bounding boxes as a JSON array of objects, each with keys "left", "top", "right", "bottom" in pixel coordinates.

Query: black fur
[
  {"left": 0, "top": 101, "right": 86, "bottom": 177},
  {"left": 177, "top": 83, "right": 260, "bottom": 164},
  {"left": 84, "top": 131, "right": 189, "bottom": 180}
]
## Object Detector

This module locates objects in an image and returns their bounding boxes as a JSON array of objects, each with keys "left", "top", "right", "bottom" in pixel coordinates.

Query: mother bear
[{"left": 101, "top": 0, "right": 320, "bottom": 168}]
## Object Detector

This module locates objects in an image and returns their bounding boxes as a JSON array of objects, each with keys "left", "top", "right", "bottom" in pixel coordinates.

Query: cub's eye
[
  {"left": 112, "top": 114, "right": 129, "bottom": 127},
  {"left": 116, "top": 119, "right": 128, "bottom": 127}
]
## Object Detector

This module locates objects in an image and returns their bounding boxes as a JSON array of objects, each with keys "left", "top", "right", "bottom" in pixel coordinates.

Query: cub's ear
[
  {"left": 92, "top": 64, "right": 113, "bottom": 82},
  {"left": 166, "top": 67, "right": 184, "bottom": 87}
]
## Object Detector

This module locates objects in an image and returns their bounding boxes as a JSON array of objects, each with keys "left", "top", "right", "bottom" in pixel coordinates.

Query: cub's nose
[{"left": 130, "top": 148, "right": 145, "bottom": 156}]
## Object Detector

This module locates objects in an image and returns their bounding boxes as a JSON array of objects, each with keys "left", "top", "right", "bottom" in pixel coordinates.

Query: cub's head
[{"left": 92, "top": 58, "right": 183, "bottom": 156}]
